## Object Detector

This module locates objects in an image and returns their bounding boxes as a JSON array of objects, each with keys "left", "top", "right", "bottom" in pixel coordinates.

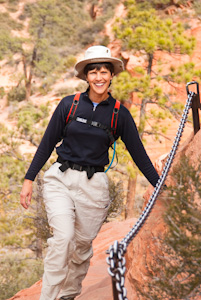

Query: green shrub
[
  {"left": 100, "top": 35, "right": 110, "bottom": 47},
  {"left": 75, "top": 82, "right": 88, "bottom": 92},
  {"left": 63, "top": 55, "right": 77, "bottom": 69},
  {"left": 106, "top": 178, "right": 125, "bottom": 221},
  {"left": 0, "top": 254, "right": 43, "bottom": 300},
  {"left": 7, "top": 86, "right": 26, "bottom": 103},
  {"left": 8, "top": 0, "right": 20, "bottom": 3},
  {"left": 55, "top": 87, "right": 75, "bottom": 98},
  {"left": 194, "top": 0, "right": 201, "bottom": 16},
  {"left": 38, "top": 77, "right": 54, "bottom": 95},
  {"left": 0, "top": 87, "right": 5, "bottom": 98}
]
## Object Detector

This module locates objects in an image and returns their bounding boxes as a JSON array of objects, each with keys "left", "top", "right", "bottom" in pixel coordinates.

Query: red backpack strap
[
  {"left": 62, "top": 92, "right": 81, "bottom": 140},
  {"left": 111, "top": 100, "right": 120, "bottom": 135},
  {"left": 65, "top": 92, "right": 81, "bottom": 124},
  {"left": 107, "top": 100, "right": 120, "bottom": 145}
]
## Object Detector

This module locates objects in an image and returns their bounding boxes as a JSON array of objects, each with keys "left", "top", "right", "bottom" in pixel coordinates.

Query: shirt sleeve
[
  {"left": 117, "top": 105, "right": 160, "bottom": 187},
  {"left": 25, "top": 97, "right": 69, "bottom": 181}
]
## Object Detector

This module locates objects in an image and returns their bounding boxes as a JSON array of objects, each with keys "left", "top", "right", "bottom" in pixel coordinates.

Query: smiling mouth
[{"left": 94, "top": 83, "right": 105, "bottom": 87}]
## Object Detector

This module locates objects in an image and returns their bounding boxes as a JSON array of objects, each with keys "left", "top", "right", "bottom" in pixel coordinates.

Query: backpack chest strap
[
  {"left": 63, "top": 93, "right": 120, "bottom": 145},
  {"left": 75, "top": 116, "right": 118, "bottom": 144}
]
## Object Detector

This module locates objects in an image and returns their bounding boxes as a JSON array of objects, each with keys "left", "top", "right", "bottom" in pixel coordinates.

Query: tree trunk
[
  {"left": 147, "top": 53, "right": 153, "bottom": 75},
  {"left": 89, "top": 4, "right": 97, "bottom": 20},
  {"left": 138, "top": 98, "right": 147, "bottom": 139},
  {"left": 25, "top": 80, "right": 32, "bottom": 101},
  {"left": 125, "top": 175, "right": 137, "bottom": 219},
  {"left": 22, "top": 53, "right": 33, "bottom": 101}
]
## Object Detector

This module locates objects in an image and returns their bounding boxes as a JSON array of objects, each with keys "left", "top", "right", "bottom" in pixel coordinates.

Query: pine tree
[
  {"left": 112, "top": 0, "right": 196, "bottom": 135},
  {"left": 110, "top": 0, "right": 200, "bottom": 218}
]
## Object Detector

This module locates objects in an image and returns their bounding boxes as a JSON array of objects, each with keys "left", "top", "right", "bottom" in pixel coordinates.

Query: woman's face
[{"left": 86, "top": 66, "right": 113, "bottom": 97}]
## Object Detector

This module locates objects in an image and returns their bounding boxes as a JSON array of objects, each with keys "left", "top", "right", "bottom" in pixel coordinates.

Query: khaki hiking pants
[{"left": 39, "top": 162, "right": 110, "bottom": 300}]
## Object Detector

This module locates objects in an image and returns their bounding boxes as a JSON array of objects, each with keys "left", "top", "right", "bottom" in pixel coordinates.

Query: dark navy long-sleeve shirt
[{"left": 25, "top": 91, "right": 160, "bottom": 186}]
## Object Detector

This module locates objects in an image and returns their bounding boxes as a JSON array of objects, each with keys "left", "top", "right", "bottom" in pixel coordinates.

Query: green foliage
[
  {"left": 113, "top": 0, "right": 195, "bottom": 57},
  {"left": 75, "top": 81, "right": 89, "bottom": 93},
  {"left": 21, "top": 0, "right": 119, "bottom": 58},
  {"left": 100, "top": 34, "right": 110, "bottom": 47},
  {"left": 0, "top": 11, "right": 23, "bottom": 31},
  {"left": 63, "top": 55, "right": 77, "bottom": 70},
  {"left": 38, "top": 77, "right": 55, "bottom": 95},
  {"left": 111, "top": 0, "right": 200, "bottom": 139},
  {"left": 0, "top": 253, "right": 43, "bottom": 300},
  {"left": 55, "top": 81, "right": 89, "bottom": 98},
  {"left": 0, "top": 26, "right": 22, "bottom": 60},
  {"left": 193, "top": 0, "right": 201, "bottom": 16},
  {"left": 55, "top": 87, "right": 75, "bottom": 98},
  {"left": 33, "top": 40, "right": 61, "bottom": 77},
  {"left": 111, "top": 71, "right": 135, "bottom": 102},
  {"left": 111, "top": 69, "right": 164, "bottom": 104},
  {"left": 110, "top": 0, "right": 200, "bottom": 216},
  {"left": 1, "top": 0, "right": 119, "bottom": 97},
  {"left": 15, "top": 102, "right": 50, "bottom": 145},
  {"left": 0, "top": 101, "right": 51, "bottom": 253},
  {"left": 7, "top": 85, "right": 26, "bottom": 103},
  {"left": 138, "top": 156, "right": 201, "bottom": 299},
  {"left": 106, "top": 178, "right": 125, "bottom": 221},
  {"left": 0, "top": 87, "right": 5, "bottom": 98},
  {"left": 0, "top": 0, "right": 121, "bottom": 98},
  {"left": 0, "top": 11, "right": 23, "bottom": 59},
  {"left": 169, "top": 62, "right": 201, "bottom": 84},
  {"left": 111, "top": 70, "right": 171, "bottom": 137},
  {"left": 113, "top": 135, "right": 138, "bottom": 178},
  {"left": 0, "top": 152, "right": 28, "bottom": 250}
]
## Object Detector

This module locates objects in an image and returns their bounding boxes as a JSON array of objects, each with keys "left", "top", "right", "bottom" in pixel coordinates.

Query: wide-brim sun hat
[{"left": 74, "top": 45, "right": 124, "bottom": 80}]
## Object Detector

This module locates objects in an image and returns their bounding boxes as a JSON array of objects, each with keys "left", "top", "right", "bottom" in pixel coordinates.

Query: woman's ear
[
  {"left": 85, "top": 74, "right": 89, "bottom": 83},
  {"left": 109, "top": 73, "right": 114, "bottom": 85}
]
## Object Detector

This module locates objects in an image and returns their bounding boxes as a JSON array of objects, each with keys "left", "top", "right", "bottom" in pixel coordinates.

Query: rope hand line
[{"left": 106, "top": 88, "right": 196, "bottom": 300}]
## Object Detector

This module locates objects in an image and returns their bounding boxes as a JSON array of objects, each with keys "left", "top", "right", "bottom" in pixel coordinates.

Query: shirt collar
[{"left": 83, "top": 89, "right": 113, "bottom": 105}]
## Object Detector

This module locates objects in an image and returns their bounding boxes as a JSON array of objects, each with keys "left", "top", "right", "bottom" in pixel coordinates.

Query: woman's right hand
[{"left": 20, "top": 179, "right": 33, "bottom": 209}]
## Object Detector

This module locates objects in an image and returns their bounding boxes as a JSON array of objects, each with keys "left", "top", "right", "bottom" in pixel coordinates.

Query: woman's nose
[{"left": 96, "top": 72, "right": 102, "bottom": 80}]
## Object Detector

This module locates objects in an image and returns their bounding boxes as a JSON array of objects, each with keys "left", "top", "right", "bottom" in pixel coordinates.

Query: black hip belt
[{"left": 56, "top": 157, "right": 104, "bottom": 179}]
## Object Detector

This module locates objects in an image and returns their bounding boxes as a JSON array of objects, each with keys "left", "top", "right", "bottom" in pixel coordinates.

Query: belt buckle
[{"left": 72, "top": 163, "right": 83, "bottom": 171}]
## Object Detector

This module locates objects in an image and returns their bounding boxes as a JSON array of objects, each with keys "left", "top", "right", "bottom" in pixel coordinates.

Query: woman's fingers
[{"left": 20, "top": 179, "right": 33, "bottom": 209}]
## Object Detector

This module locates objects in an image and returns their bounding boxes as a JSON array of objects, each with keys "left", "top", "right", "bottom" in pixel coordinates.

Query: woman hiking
[{"left": 20, "top": 45, "right": 160, "bottom": 300}]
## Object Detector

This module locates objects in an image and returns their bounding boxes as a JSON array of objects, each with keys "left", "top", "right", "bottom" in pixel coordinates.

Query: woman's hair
[{"left": 84, "top": 62, "right": 114, "bottom": 76}]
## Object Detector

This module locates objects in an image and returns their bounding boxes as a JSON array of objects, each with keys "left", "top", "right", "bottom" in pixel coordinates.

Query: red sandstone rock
[{"left": 165, "top": 5, "right": 177, "bottom": 15}]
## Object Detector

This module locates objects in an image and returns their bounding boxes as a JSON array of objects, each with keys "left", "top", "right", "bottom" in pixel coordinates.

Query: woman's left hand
[{"left": 20, "top": 179, "right": 33, "bottom": 209}]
